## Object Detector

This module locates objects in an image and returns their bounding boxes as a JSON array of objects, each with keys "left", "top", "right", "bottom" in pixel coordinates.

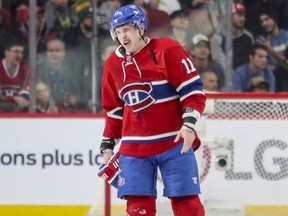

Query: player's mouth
[{"left": 123, "top": 40, "right": 130, "bottom": 46}]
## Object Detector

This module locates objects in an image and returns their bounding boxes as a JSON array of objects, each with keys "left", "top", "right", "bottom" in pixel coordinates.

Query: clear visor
[{"left": 110, "top": 28, "right": 117, "bottom": 41}]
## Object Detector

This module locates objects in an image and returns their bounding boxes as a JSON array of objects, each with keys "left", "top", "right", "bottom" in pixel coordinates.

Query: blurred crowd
[{"left": 0, "top": 0, "right": 288, "bottom": 113}]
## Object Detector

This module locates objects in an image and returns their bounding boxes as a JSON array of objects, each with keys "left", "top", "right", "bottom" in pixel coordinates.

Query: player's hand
[
  {"left": 102, "top": 150, "right": 114, "bottom": 164},
  {"left": 174, "top": 127, "right": 195, "bottom": 154}
]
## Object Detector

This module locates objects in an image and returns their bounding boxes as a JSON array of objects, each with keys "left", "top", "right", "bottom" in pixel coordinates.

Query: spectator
[
  {"left": 232, "top": 44, "right": 275, "bottom": 92},
  {"left": 63, "top": 1, "right": 95, "bottom": 109},
  {"left": 200, "top": 70, "right": 219, "bottom": 92},
  {"left": 44, "top": 0, "right": 78, "bottom": 38},
  {"left": 0, "top": 0, "right": 15, "bottom": 18},
  {"left": 15, "top": 5, "right": 59, "bottom": 54},
  {"left": 96, "top": 0, "right": 121, "bottom": 38},
  {"left": 72, "top": 0, "right": 121, "bottom": 40},
  {"left": 243, "top": 0, "right": 288, "bottom": 38},
  {"left": 179, "top": 0, "right": 213, "bottom": 10},
  {"left": 190, "top": 34, "right": 225, "bottom": 91},
  {"left": 134, "top": 0, "right": 171, "bottom": 38},
  {"left": 179, "top": 0, "right": 226, "bottom": 37},
  {"left": 64, "top": 1, "right": 94, "bottom": 52},
  {"left": 64, "top": 0, "right": 119, "bottom": 111},
  {"left": 37, "top": 38, "right": 89, "bottom": 112},
  {"left": 168, "top": 9, "right": 193, "bottom": 52},
  {"left": 0, "top": 2, "right": 12, "bottom": 58},
  {"left": 0, "top": 40, "right": 29, "bottom": 112},
  {"left": 157, "top": 0, "right": 181, "bottom": 16},
  {"left": 0, "top": 0, "right": 18, "bottom": 58},
  {"left": 0, "top": 0, "right": 12, "bottom": 30},
  {"left": 210, "top": 2, "right": 254, "bottom": 71},
  {"left": 96, "top": 39, "right": 118, "bottom": 112},
  {"left": 35, "top": 81, "right": 63, "bottom": 113},
  {"left": 256, "top": 8, "right": 288, "bottom": 71},
  {"left": 247, "top": 77, "right": 269, "bottom": 93}
]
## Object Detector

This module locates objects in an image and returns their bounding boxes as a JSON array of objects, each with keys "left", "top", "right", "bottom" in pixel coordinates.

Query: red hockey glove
[{"left": 98, "top": 152, "right": 120, "bottom": 188}]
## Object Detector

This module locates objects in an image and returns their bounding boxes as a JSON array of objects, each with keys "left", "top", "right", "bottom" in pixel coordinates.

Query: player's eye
[{"left": 115, "top": 26, "right": 131, "bottom": 36}]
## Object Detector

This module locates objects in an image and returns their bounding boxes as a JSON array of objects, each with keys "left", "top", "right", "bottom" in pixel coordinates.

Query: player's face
[
  {"left": 115, "top": 23, "right": 145, "bottom": 54},
  {"left": 5, "top": 46, "right": 24, "bottom": 66}
]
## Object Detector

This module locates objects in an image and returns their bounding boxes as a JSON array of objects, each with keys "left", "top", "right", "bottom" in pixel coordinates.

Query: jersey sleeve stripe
[
  {"left": 180, "top": 90, "right": 205, "bottom": 102},
  {"left": 176, "top": 75, "right": 201, "bottom": 92},
  {"left": 177, "top": 77, "right": 204, "bottom": 101},
  {"left": 107, "top": 107, "right": 124, "bottom": 120}
]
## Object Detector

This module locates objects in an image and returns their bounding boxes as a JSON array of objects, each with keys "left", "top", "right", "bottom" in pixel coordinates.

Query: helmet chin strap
[
  {"left": 140, "top": 34, "right": 158, "bottom": 65},
  {"left": 138, "top": 29, "right": 158, "bottom": 64}
]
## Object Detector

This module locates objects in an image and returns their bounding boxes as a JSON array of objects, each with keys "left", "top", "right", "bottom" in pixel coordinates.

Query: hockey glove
[{"left": 98, "top": 152, "right": 120, "bottom": 188}]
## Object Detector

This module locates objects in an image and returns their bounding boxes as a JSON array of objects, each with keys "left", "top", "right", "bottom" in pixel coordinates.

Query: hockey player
[{"left": 99, "top": 4, "right": 206, "bottom": 216}]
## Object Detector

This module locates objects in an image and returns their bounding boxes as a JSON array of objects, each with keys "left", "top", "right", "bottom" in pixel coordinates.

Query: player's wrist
[
  {"left": 102, "top": 149, "right": 113, "bottom": 154},
  {"left": 182, "top": 107, "right": 200, "bottom": 133},
  {"left": 100, "top": 138, "right": 116, "bottom": 154},
  {"left": 181, "top": 124, "right": 196, "bottom": 133}
]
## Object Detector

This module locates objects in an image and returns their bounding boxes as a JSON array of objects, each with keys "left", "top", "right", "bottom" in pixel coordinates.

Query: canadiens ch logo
[{"left": 119, "top": 82, "right": 156, "bottom": 112}]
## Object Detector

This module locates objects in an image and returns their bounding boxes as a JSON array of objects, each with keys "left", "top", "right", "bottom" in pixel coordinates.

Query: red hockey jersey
[
  {"left": 102, "top": 38, "right": 206, "bottom": 157},
  {"left": 0, "top": 60, "right": 29, "bottom": 101}
]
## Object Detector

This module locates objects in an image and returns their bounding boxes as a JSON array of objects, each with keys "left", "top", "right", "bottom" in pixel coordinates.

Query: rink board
[{"left": 0, "top": 116, "right": 288, "bottom": 216}]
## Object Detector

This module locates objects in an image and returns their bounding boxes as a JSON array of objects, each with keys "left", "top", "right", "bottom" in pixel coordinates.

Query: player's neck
[{"left": 127, "top": 37, "right": 149, "bottom": 55}]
